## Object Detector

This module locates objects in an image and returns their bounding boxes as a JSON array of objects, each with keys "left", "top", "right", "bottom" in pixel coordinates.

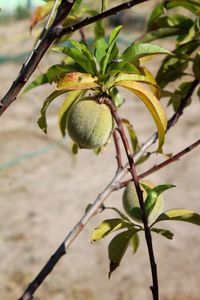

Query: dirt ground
[{"left": 0, "top": 14, "right": 200, "bottom": 300}]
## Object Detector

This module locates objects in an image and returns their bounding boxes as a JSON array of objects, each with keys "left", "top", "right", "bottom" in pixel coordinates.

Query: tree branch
[
  {"left": 0, "top": 0, "right": 148, "bottom": 116},
  {"left": 104, "top": 96, "right": 159, "bottom": 300},
  {"left": 18, "top": 126, "right": 158, "bottom": 300},
  {"left": 139, "top": 139, "right": 200, "bottom": 179}
]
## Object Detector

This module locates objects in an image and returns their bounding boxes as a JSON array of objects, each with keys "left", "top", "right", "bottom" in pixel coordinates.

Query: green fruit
[
  {"left": 122, "top": 180, "right": 164, "bottom": 225},
  {"left": 67, "top": 99, "right": 113, "bottom": 149}
]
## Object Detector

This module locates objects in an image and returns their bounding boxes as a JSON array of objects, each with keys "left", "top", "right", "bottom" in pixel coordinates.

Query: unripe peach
[
  {"left": 122, "top": 180, "right": 164, "bottom": 225},
  {"left": 67, "top": 99, "right": 113, "bottom": 149}
]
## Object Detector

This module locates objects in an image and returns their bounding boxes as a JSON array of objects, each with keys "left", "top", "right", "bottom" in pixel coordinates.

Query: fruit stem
[{"left": 103, "top": 96, "right": 159, "bottom": 300}]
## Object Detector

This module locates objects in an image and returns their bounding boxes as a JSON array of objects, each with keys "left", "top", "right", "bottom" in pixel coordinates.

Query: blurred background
[{"left": 0, "top": 1, "right": 200, "bottom": 300}]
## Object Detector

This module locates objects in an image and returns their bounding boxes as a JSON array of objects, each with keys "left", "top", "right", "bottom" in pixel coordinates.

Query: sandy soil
[{"left": 0, "top": 15, "right": 200, "bottom": 300}]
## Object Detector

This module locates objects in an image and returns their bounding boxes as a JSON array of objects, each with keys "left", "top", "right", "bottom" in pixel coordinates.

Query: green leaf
[
  {"left": 108, "top": 229, "right": 138, "bottom": 277},
  {"left": 156, "top": 40, "right": 200, "bottom": 88},
  {"left": 180, "top": 18, "right": 200, "bottom": 44},
  {"left": 151, "top": 228, "right": 174, "bottom": 240},
  {"left": 71, "top": 40, "right": 97, "bottom": 75},
  {"left": 110, "top": 87, "right": 123, "bottom": 108},
  {"left": 156, "top": 14, "right": 193, "bottom": 30},
  {"left": 56, "top": 72, "right": 99, "bottom": 90},
  {"left": 144, "top": 184, "right": 175, "bottom": 217},
  {"left": 193, "top": 52, "right": 200, "bottom": 79},
  {"left": 38, "top": 90, "right": 68, "bottom": 134},
  {"left": 155, "top": 209, "right": 200, "bottom": 226},
  {"left": 139, "top": 27, "right": 188, "bottom": 43},
  {"left": 131, "top": 232, "right": 140, "bottom": 253},
  {"left": 91, "top": 219, "right": 130, "bottom": 242},
  {"left": 24, "top": 74, "right": 49, "bottom": 93},
  {"left": 58, "top": 90, "right": 83, "bottom": 137},
  {"left": 106, "top": 62, "right": 140, "bottom": 75},
  {"left": 168, "top": 81, "right": 194, "bottom": 112},
  {"left": 166, "top": 0, "right": 200, "bottom": 15},
  {"left": 122, "top": 119, "right": 140, "bottom": 153},
  {"left": 114, "top": 81, "right": 167, "bottom": 151},
  {"left": 121, "top": 43, "right": 171, "bottom": 66},
  {"left": 62, "top": 47, "right": 95, "bottom": 74},
  {"left": 95, "top": 37, "right": 107, "bottom": 64},
  {"left": 94, "top": 19, "right": 105, "bottom": 41},
  {"left": 101, "top": 25, "right": 122, "bottom": 74},
  {"left": 147, "top": 3, "right": 164, "bottom": 30},
  {"left": 46, "top": 64, "right": 83, "bottom": 82}
]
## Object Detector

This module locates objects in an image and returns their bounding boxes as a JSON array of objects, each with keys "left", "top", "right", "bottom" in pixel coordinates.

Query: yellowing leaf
[
  {"left": 30, "top": 1, "right": 55, "bottom": 30},
  {"left": 57, "top": 72, "right": 99, "bottom": 90},
  {"left": 156, "top": 209, "right": 200, "bottom": 226},
  {"left": 114, "top": 81, "right": 167, "bottom": 151},
  {"left": 141, "top": 67, "right": 160, "bottom": 98}
]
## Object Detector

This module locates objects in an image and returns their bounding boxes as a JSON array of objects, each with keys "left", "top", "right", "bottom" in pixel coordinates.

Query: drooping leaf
[
  {"left": 114, "top": 81, "right": 167, "bottom": 151},
  {"left": 139, "top": 67, "right": 160, "bottom": 98},
  {"left": 46, "top": 64, "right": 83, "bottom": 82},
  {"left": 91, "top": 218, "right": 130, "bottom": 242},
  {"left": 121, "top": 43, "right": 171, "bottom": 66},
  {"left": 24, "top": 73, "right": 49, "bottom": 93},
  {"left": 143, "top": 184, "right": 175, "bottom": 217},
  {"left": 56, "top": 72, "right": 99, "bottom": 90},
  {"left": 30, "top": 0, "right": 57, "bottom": 30},
  {"left": 151, "top": 228, "right": 174, "bottom": 240},
  {"left": 131, "top": 232, "right": 140, "bottom": 253},
  {"left": 58, "top": 90, "right": 84, "bottom": 137},
  {"left": 155, "top": 209, "right": 200, "bottom": 226},
  {"left": 38, "top": 90, "right": 68, "bottom": 133},
  {"left": 108, "top": 229, "right": 138, "bottom": 277},
  {"left": 122, "top": 119, "right": 140, "bottom": 153},
  {"left": 179, "top": 17, "right": 200, "bottom": 44},
  {"left": 107, "top": 72, "right": 159, "bottom": 90}
]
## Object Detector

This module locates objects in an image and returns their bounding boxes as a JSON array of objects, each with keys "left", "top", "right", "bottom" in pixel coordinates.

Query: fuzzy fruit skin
[
  {"left": 123, "top": 180, "right": 164, "bottom": 225},
  {"left": 67, "top": 99, "right": 113, "bottom": 149}
]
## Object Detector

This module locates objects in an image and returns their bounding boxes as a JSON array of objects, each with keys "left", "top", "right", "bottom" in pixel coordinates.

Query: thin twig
[
  {"left": 139, "top": 139, "right": 200, "bottom": 179},
  {"left": 113, "top": 129, "right": 123, "bottom": 169},
  {"left": 0, "top": 0, "right": 148, "bottom": 114},
  {"left": 18, "top": 127, "right": 156, "bottom": 300},
  {"left": 103, "top": 96, "right": 159, "bottom": 300}
]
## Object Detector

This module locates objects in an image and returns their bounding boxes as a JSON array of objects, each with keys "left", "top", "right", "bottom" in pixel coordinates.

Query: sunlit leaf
[
  {"left": 155, "top": 209, "right": 200, "bottom": 226},
  {"left": 114, "top": 81, "right": 167, "bottom": 151},
  {"left": 56, "top": 72, "right": 99, "bottom": 90},
  {"left": 91, "top": 218, "right": 130, "bottom": 242},
  {"left": 108, "top": 229, "right": 138, "bottom": 277},
  {"left": 143, "top": 184, "right": 175, "bottom": 217},
  {"left": 121, "top": 43, "right": 171, "bottom": 66},
  {"left": 38, "top": 90, "right": 68, "bottom": 133},
  {"left": 151, "top": 228, "right": 174, "bottom": 240},
  {"left": 131, "top": 232, "right": 140, "bottom": 253}
]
